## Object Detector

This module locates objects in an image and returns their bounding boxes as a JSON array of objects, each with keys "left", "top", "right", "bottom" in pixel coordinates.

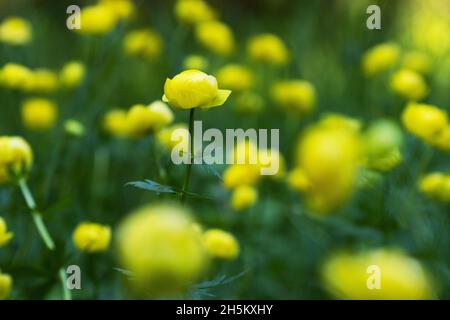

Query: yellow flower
[
  {"left": 174, "top": 0, "right": 215, "bottom": 25},
  {"left": 231, "top": 185, "right": 258, "bottom": 211},
  {"left": 59, "top": 61, "right": 86, "bottom": 88},
  {"left": 72, "top": 222, "right": 111, "bottom": 253},
  {"left": 123, "top": 29, "right": 163, "bottom": 60},
  {"left": 223, "top": 164, "right": 260, "bottom": 190},
  {"left": 77, "top": 4, "right": 118, "bottom": 35},
  {"left": 183, "top": 55, "right": 209, "bottom": 71},
  {"left": 0, "top": 271, "right": 12, "bottom": 300},
  {"left": 21, "top": 98, "right": 58, "bottom": 131},
  {"left": 295, "top": 121, "right": 361, "bottom": 214},
  {"left": 0, "top": 16, "right": 32, "bottom": 46},
  {"left": 390, "top": 68, "right": 428, "bottom": 101},
  {"left": 103, "top": 109, "right": 128, "bottom": 137},
  {"left": 0, "top": 63, "right": 33, "bottom": 89},
  {"left": 64, "top": 119, "right": 86, "bottom": 137},
  {"left": 271, "top": 80, "right": 316, "bottom": 114},
  {"left": 163, "top": 69, "right": 231, "bottom": 110},
  {"left": 247, "top": 33, "right": 289, "bottom": 65},
  {"left": 216, "top": 64, "right": 254, "bottom": 92},
  {"left": 361, "top": 42, "right": 400, "bottom": 76},
  {"left": 401, "top": 102, "right": 449, "bottom": 148},
  {"left": 117, "top": 203, "right": 209, "bottom": 296},
  {"left": 319, "top": 113, "right": 362, "bottom": 133},
  {"left": 257, "top": 148, "right": 286, "bottom": 179},
  {"left": 321, "top": 248, "right": 435, "bottom": 299},
  {"left": 287, "top": 167, "right": 311, "bottom": 193},
  {"left": 100, "top": 0, "right": 135, "bottom": 20},
  {"left": 0, "top": 136, "right": 33, "bottom": 184},
  {"left": 203, "top": 229, "right": 239, "bottom": 260},
  {"left": 419, "top": 173, "right": 450, "bottom": 202},
  {"left": 0, "top": 217, "right": 13, "bottom": 247},
  {"left": 156, "top": 123, "right": 189, "bottom": 154},
  {"left": 402, "top": 51, "right": 432, "bottom": 74},
  {"left": 234, "top": 91, "right": 264, "bottom": 114},
  {"left": 195, "top": 21, "right": 235, "bottom": 56},
  {"left": 25, "top": 69, "right": 59, "bottom": 93},
  {"left": 126, "top": 100, "right": 174, "bottom": 137}
]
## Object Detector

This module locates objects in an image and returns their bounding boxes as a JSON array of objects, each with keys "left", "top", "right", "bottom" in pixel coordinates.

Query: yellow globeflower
[
  {"left": 174, "top": 0, "right": 215, "bottom": 25},
  {"left": 100, "top": 0, "right": 135, "bottom": 20},
  {"left": 0, "top": 63, "right": 33, "bottom": 89},
  {"left": 287, "top": 167, "right": 311, "bottom": 193},
  {"left": 203, "top": 229, "right": 239, "bottom": 260},
  {"left": 157, "top": 123, "right": 189, "bottom": 154},
  {"left": 401, "top": 102, "right": 449, "bottom": 148},
  {"left": 247, "top": 33, "right": 289, "bottom": 65},
  {"left": 183, "top": 55, "right": 209, "bottom": 71},
  {"left": 77, "top": 4, "right": 118, "bottom": 35},
  {"left": 60, "top": 61, "right": 86, "bottom": 88},
  {"left": 223, "top": 164, "right": 260, "bottom": 190},
  {"left": 0, "top": 136, "right": 33, "bottom": 184},
  {"left": 271, "top": 80, "right": 316, "bottom": 114},
  {"left": 21, "top": 98, "right": 58, "bottom": 131},
  {"left": 117, "top": 203, "right": 209, "bottom": 296},
  {"left": 72, "top": 222, "right": 111, "bottom": 253},
  {"left": 402, "top": 51, "right": 432, "bottom": 74},
  {"left": 126, "top": 100, "right": 174, "bottom": 137},
  {"left": 0, "top": 271, "right": 12, "bottom": 300},
  {"left": 234, "top": 91, "right": 264, "bottom": 114},
  {"left": 195, "top": 21, "right": 235, "bottom": 56},
  {"left": 123, "top": 29, "right": 163, "bottom": 60},
  {"left": 0, "top": 217, "right": 13, "bottom": 247},
  {"left": 390, "top": 68, "right": 428, "bottom": 101},
  {"left": 0, "top": 16, "right": 32, "bottom": 46},
  {"left": 163, "top": 69, "right": 231, "bottom": 110},
  {"left": 216, "top": 64, "right": 254, "bottom": 92},
  {"left": 25, "top": 69, "right": 59, "bottom": 93},
  {"left": 419, "top": 173, "right": 450, "bottom": 202},
  {"left": 321, "top": 248, "right": 434, "bottom": 299},
  {"left": 361, "top": 42, "right": 400, "bottom": 76},
  {"left": 103, "top": 109, "right": 128, "bottom": 137},
  {"left": 231, "top": 185, "right": 258, "bottom": 211}
]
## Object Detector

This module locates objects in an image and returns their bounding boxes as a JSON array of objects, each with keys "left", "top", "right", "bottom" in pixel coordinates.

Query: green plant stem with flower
[{"left": 181, "top": 108, "right": 195, "bottom": 204}]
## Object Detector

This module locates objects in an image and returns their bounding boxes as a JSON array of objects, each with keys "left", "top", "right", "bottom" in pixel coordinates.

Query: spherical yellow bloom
[
  {"left": 402, "top": 51, "right": 432, "bottom": 74},
  {"left": 0, "top": 63, "right": 33, "bottom": 89},
  {"left": 390, "top": 68, "right": 428, "bottom": 101},
  {"left": 100, "top": 0, "right": 135, "bottom": 20},
  {"left": 223, "top": 164, "right": 260, "bottom": 190},
  {"left": 163, "top": 69, "right": 231, "bottom": 110},
  {"left": 0, "top": 136, "right": 33, "bottom": 184},
  {"left": 72, "top": 222, "right": 111, "bottom": 253},
  {"left": 157, "top": 123, "right": 189, "bottom": 154},
  {"left": 203, "top": 229, "right": 239, "bottom": 260},
  {"left": 361, "top": 42, "right": 400, "bottom": 76},
  {"left": 174, "top": 0, "right": 215, "bottom": 25},
  {"left": 123, "top": 29, "right": 163, "bottom": 60},
  {"left": 117, "top": 203, "right": 209, "bottom": 296},
  {"left": 296, "top": 122, "right": 361, "bottom": 214},
  {"left": 401, "top": 102, "right": 449, "bottom": 148},
  {"left": 433, "top": 127, "right": 450, "bottom": 151},
  {"left": 287, "top": 167, "right": 311, "bottom": 193},
  {"left": 0, "top": 217, "right": 13, "bottom": 247},
  {"left": 231, "top": 185, "right": 258, "bottom": 211},
  {"left": 21, "top": 98, "right": 57, "bottom": 131},
  {"left": 78, "top": 4, "right": 118, "bottom": 35},
  {"left": 419, "top": 173, "right": 450, "bottom": 202},
  {"left": 64, "top": 119, "right": 85, "bottom": 137},
  {"left": 183, "top": 55, "right": 209, "bottom": 71},
  {"left": 25, "top": 69, "right": 59, "bottom": 93},
  {"left": 271, "top": 80, "right": 316, "bottom": 114},
  {"left": 234, "top": 91, "right": 264, "bottom": 114},
  {"left": 321, "top": 248, "right": 434, "bottom": 299},
  {"left": 0, "top": 16, "right": 32, "bottom": 46},
  {"left": 319, "top": 113, "right": 362, "bottom": 133},
  {"left": 216, "top": 64, "right": 254, "bottom": 92},
  {"left": 195, "top": 21, "right": 235, "bottom": 56},
  {"left": 0, "top": 271, "right": 12, "bottom": 300},
  {"left": 247, "top": 33, "right": 289, "bottom": 65},
  {"left": 59, "top": 61, "right": 86, "bottom": 88},
  {"left": 103, "top": 109, "right": 128, "bottom": 137},
  {"left": 126, "top": 100, "right": 174, "bottom": 137}
]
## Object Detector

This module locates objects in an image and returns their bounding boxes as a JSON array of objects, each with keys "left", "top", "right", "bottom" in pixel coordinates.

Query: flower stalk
[{"left": 181, "top": 108, "right": 195, "bottom": 204}]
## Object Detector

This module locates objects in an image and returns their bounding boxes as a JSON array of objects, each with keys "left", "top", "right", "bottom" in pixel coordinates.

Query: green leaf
[{"left": 125, "top": 179, "right": 179, "bottom": 195}]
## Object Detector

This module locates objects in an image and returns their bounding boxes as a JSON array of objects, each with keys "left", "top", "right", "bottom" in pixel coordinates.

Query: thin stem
[
  {"left": 181, "top": 108, "right": 195, "bottom": 204},
  {"left": 18, "top": 178, "right": 55, "bottom": 251},
  {"left": 58, "top": 267, "right": 72, "bottom": 300}
]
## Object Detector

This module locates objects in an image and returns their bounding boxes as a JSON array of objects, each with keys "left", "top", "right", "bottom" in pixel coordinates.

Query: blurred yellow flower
[
  {"left": 0, "top": 271, "right": 12, "bottom": 300},
  {"left": 231, "top": 185, "right": 258, "bottom": 211},
  {"left": 59, "top": 61, "right": 86, "bottom": 88},
  {"left": 123, "top": 29, "right": 163, "bottom": 60},
  {"left": 21, "top": 98, "right": 58, "bottom": 131},
  {"left": 271, "top": 80, "right": 316, "bottom": 115},
  {"left": 0, "top": 16, "right": 32, "bottom": 46},
  {"left": 390, "top": 68, "right": 428, "bottom": 101},
  {"left": 117, "top": 203, "right": 208, "bottom": 296},
  {"left": 103, "top": 109, "right": 128, "bottom": 137},
  {"left": 203, "top": 229, "right": 239, "bottom": 260},
  {"left": 72, "top": 222, "right": 111, "bottom": 253},
  {"left": 157, "top": 123, "right": 189, "bottom": 154},
  {"left": 216, "top": 64, "right": 254, "bottom": 92},
  {"left": 77, "top": 4, "right": 118, "bottom": 35},
  {"left": 183, "top": 55, "right": 209, "bottom": 71},
  {"left": 0, "top": 217, "right": 13, "bottom": 247},
  {"left": 402, "top": 51, "right": 432, "bottom": 74},
  {"left": 126, "top": 100, "right": 174, "bottom": 137},
  {"left": 257, "top": 148, "right": 286, "bottom": 179},
  {"left": 321, "top": 248, "right": 435, "bottom": 299},
  {"left": 163, "top": 69, "right": 231, "bottom": 110},
  {"left": 25, "top": 69, "right": 59, "bottom": 93},
  {"left": 223, "top": 164, "right": 260, "bottom": 190},
  {"left": 174, "top": 0, "right": 215, "bottom": 25},
  {"left": 195, "top": 20, "right": 235, "bottom": 56},
  {"left": 0, "top": 136, "right": 33, "bottom": 184},
  {"left": 287, "top": 167, "right": 310, "bottom": 193},
  {"left": 64, "top": 119, "right": 86, "bottom": 137},
  {"left": 247, "top": 33, "right": 289, "bottom": 65},
  {"left": 234, "top": 91, "right": 264, "bottom": 114},
  {"left": 361, "top": 42, "right": 400, "bottom": 76},
  {"left": 0, "top": 63, "right": 33, "bottom": 89},
  {"left": 319, "top": 113, "right": 362, "bottom": 133},
  {"left": 419, "top": 172, "right": 450, "bottom": 202},
  {"left": 100, "top": 0, "right": 135, "bottom": 20}
]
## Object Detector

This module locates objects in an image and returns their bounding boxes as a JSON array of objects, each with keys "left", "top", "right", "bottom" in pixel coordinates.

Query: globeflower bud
[
  {"left": 59, "top": 61, "right": 86, "bottom": 88},
  {"left": 123, "top": 29, "right": 163, "bottom": 61},
  {"left": 183, "top": 55, "right": 209, "bottom": 71},
  {"left": 390, "top": 68, "right": 428, "bottom": 101},
  {"left": 195, "top": 21, "right": 235, "bottom": 56},
  {"left": 271, "top": 80, "right": 316, "bottom": 114},
  {"left": 0, "top": 63, "right": 33, "bottom": 89},
  {"left": 0, "top": 136, "right": 33, "bottom": 184},
  {"left": 126, "top": 100, "right": 174, "bottom": 137},
  {"left": 231, "top": 185, "right": 258, "bottom": 211},
  {"left": 103, "top": 109, "right": 128, "bottom": 137},
  {"left": 0, "top": 16, "right": 32, "bottom": 46},
  {"left": 216, "top": 64, "right": 254, "bottom": 92},
  {"left": 21, "top": 98, "right": 58, "bottom": 131},
  {"left": 72, "top": 222, "right": 111, "bottom": 253},
  {"left": 247, "top": 33, "right": 289, "bottom": 65},
  {"left": 77, "top": 4, "right": 118, "bottom": 35},
  {"left": 203, "top": 229, "right": 239, "bottom": 260},
  {"left": 0, "top": 217, "right": 13, "bottom": 247},
  {"left": 223, "top": 164, "right": 260, "bottom": 190},
  {"left": 174, "top": 0, "right": 215, "bottom": 25},
  {"left": 0, "top": 271, "right": 12, "bottom": 300},
  {"left": 361, "top": 42, "right": 400, "bottom": 76}
]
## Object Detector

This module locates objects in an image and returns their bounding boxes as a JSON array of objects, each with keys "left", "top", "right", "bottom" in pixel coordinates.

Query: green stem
[
  {"left": 18, "top": 178, "right": 55, "bottom": 251},
  {"left": 58, "top": 267, "right": 72, "bottom": 300},
  {"left": 181, "top": 108, "right": 195, "bottom": 204}
]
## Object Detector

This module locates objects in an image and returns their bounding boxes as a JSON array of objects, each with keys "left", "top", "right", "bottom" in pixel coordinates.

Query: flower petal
[{"left": 201, "top": 89, "right": 231, "bottom": 109}]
